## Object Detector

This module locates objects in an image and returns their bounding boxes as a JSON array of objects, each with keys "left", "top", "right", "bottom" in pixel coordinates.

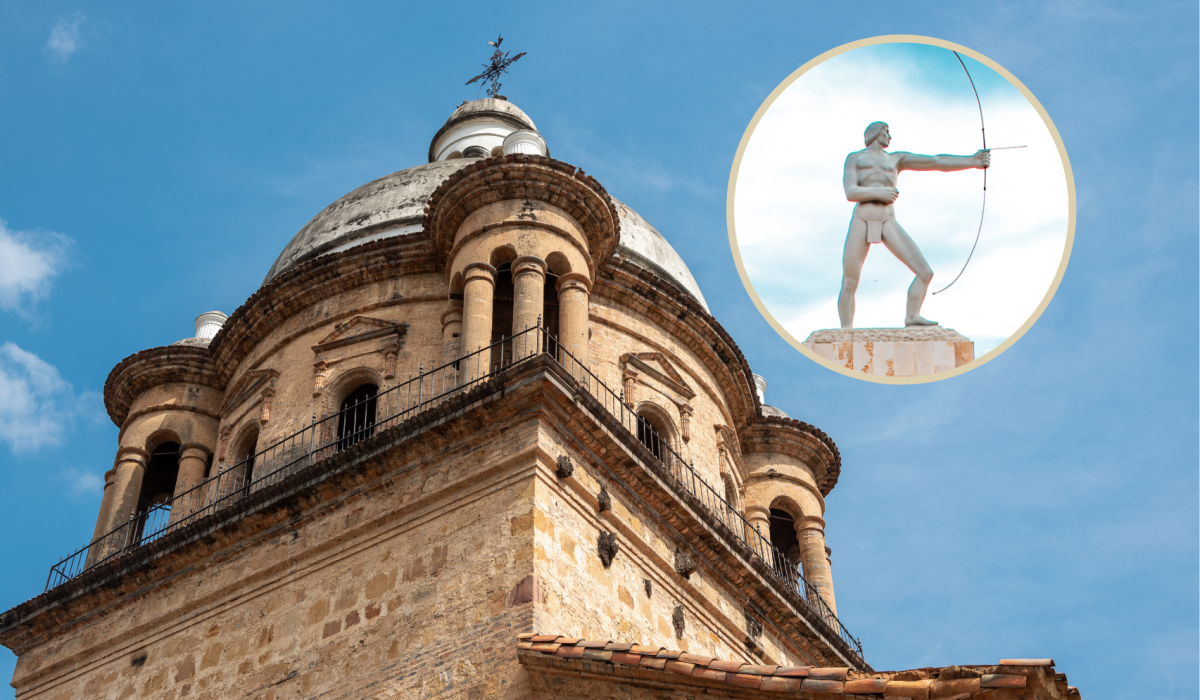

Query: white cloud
[
  {"left": 45, "top": 12, "right": 86, "bottom": 65},
  {"left": 62, "top": 467, "right": 104, "bottom": 499},
  {"left": 0, "top": 220, "right": 70, "bottom": 316},
  {"left": 733, "top": 47, "right": 1070, "bottom": 355},
  {"left": 0, "top": 343, "right": 100, "bottom": 452}
]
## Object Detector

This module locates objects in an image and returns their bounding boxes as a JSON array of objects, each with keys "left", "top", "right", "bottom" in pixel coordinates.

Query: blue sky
[{"left": 0, "top": 3, "right": 1195, "bottom": 699}]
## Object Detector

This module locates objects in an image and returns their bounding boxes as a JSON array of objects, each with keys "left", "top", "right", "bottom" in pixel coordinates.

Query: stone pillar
[
  {"left": 441, "top": 301, "right": 464, "bottom": 363},
  {"left": 460, "top": 262, "right": 497, "bottom": 380},
  {"left": 796, "top": 515, "right": 837, "bottom": 615},
  {"left": 101, "top": 448, "right": 149, "bottom": 554},
  {"left": 84, "top": 469, "right": 118, "bottom": 566},
  {"left": 745, "top": 505, "right": 772, "bottom": 557},
  {"left": 511, "top": 255, "right": 546, "bottom": 359},
  {"left": 169, "top": 443, "right": 211, "bottom": 524},
  {"left": 556, "top": 273, "right": 591, "bottom": 372}
]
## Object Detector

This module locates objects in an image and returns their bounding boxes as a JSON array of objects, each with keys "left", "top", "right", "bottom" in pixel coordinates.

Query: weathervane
[{"left": 465, "top": 33, "right": 526, "bottom": 98}]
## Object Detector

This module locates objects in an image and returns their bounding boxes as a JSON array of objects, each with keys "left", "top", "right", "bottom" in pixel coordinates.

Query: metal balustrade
[{"left": 45, "top": 323, "right": 862, "bottom": 664}]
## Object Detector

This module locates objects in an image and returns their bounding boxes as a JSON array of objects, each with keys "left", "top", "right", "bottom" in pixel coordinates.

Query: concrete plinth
[{"left": 803, "top": 327, "right": 974, "bottom": 377}]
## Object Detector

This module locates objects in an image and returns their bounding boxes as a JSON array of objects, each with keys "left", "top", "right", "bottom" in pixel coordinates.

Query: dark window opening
[
  {"left": 234, "top": 430, "right": 259, "bottom": 498},
  {"left": 490, "top": 263, "right": 514, "bottom": 369},
  {"left": 542, "top": 272, "right": 560, "bottom": 357},
  {"left": 769, "top": 508, "right": 802, "bottom": 574},
  {"left": 337, "top": 384, "right": 378, "bottom": 451},
  {"left": 132, "top": 441, "right": 180, "bottom": 544},
  {"left": 636, "top": 414, "right": 665, "bottom": 462}
]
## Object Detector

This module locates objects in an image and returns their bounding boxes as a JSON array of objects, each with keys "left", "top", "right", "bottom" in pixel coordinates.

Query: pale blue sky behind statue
[{"left": 0, "top": 3, "right": 1194, "bottom": 699}]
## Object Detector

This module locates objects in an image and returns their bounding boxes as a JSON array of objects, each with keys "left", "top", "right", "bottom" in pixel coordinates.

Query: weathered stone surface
[{"left": 804, "top": 327, "right": 975, "bottom": 376}]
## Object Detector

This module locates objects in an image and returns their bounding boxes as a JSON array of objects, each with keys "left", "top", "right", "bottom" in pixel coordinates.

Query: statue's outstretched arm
[{"left": 897, "top": 150, "right": 990, "bottom": 172}]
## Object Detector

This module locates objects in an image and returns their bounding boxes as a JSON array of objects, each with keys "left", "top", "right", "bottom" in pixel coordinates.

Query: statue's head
[{"left": 864, "top": 121, "right": 890, "bottom": 147}]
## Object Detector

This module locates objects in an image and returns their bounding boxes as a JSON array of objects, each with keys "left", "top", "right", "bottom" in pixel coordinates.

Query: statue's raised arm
[{"left": 895, "top": 150, "right": 991, "bottom": 172}]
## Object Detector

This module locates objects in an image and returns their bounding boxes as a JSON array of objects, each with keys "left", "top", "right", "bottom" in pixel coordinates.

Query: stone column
[
  {"left": 169, "top": 443, "right": 212, "bottom": 524},
  {"left": 745, "top": 505, "right": 772, "bottom": 557},
  {"left": 84, "top": 469, "right": 118, "bottom": 566},
  {"left": 556, "top": 273, "right": 591, "bottom": 372},
  {"left": 101, "top": 448, "right": 149, "bottom": 554},
  {"left": 460, "top": 262, "right": 497, "bottom": 380},
  {"left": 796, "top": 515, "right": 837, "bottom": 615},
  {"left": 511, "top": 255, "right": 546, "bottom": 359},
  {"left": 441, "top": 301, "right": 463, "bottom": 364}
]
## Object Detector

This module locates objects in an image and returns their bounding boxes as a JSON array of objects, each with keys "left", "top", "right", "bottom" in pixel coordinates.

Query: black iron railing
[
  {"left": 45, "top": 324, "right": 862, "bottom": 662},
  {"left": 549, "top": 342, "right": 864, "bottom": 660}
]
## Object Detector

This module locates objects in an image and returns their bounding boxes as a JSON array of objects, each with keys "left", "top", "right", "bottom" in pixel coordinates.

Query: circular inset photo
[{"left": 728, "top": 35, "right": 1074, "bottom": 383}]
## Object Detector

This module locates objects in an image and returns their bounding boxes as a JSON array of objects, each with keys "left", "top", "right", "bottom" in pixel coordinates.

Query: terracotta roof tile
[
  {"left": 801, "top": 678, "right": 843, "bottom": 694},
  {"left": 999, "top": 658, "right": 1054, "bottom": 666},
  {"left": 664, "top": 660, "right": 696, "bottom": 675},
  {"left": 515, "top": 635, "right": 1078, "bottom": 698},
  {"left": 708, "top": 659, "right": 746, "bottom": 673},
  {"left": 692, "top": 667, "right": 728, "bottom": 682},
  {"left": 845, "top": 678, "right": 888, "bottom": 694},
  {"left": 982, "top": 674, "right": 1027, "bottom": 688},
  {"left": 728, "top": 672, "right": 762, "bottom": 688},
  {"left": 677, "top": 652, "right": 714, "bottom": 666}
]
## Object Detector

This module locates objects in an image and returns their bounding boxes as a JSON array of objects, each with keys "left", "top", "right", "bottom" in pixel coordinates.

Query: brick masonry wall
[
  {"left": 532, "top": 424, "right": 817, "bottom": 671},
  {"left": 12, "top": 416, "right": 553, "bottom": 700}
]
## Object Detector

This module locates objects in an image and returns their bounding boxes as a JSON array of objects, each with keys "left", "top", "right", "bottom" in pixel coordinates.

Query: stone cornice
[
  {"left": 422, "top": 154, "right": 620, "bottom": 270},
  {"left": 103, "top": 346, "right": 220, "bottom": 428},
  {"left": 739, "top": 420, "right": 842, "bottom": 496},
  {"left": 102, "top": 233, "right": 438, "bottom": 427}
]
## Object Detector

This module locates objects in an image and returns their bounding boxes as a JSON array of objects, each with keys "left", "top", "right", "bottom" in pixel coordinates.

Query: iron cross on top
[{"left": 466, "top": 34, "right": 526, "bottom": 98}]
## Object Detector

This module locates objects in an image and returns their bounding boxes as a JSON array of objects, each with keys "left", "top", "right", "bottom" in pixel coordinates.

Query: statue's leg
[
  {"left": 838, "top": 216, "right": 870, "bottom": 329},
  {"left": 880, "top": 219, "right": 937, "bottom": 326}
]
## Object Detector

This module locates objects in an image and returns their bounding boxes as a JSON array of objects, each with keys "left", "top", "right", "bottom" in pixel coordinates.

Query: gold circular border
[{"left": 727, "top": 35, "right": 1076, "bottom": 385}]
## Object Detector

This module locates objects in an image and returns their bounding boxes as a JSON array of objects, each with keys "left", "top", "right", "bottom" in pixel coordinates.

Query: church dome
[{"left": 264, "top": 99, "right": 708, "bottom": 312}]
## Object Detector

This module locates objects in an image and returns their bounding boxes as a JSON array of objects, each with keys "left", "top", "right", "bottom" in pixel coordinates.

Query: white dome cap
[
  {"left": 194, "top": 311, "right": 228, "bottom": 339},
  {"left": 428, "top": 98, "right": 545, "bottom": 162}
]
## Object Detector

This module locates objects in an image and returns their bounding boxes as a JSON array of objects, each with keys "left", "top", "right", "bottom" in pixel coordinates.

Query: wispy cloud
[
  {"left": 0, "top": 220, "right": 71, "bottom": 317},
  {"left": 60, "top": 467, "right": 104, "bottom": 499},
  {"left": 0, "top": 343, "right": 100, "bottom": 453},
  {"left": 45, "top": 12, "right": 86, "bottom": 65}
]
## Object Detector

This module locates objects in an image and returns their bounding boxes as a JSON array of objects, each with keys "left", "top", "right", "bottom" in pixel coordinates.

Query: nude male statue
[{"left": 839, "top": 121, "right": 990, "bottom": 329}]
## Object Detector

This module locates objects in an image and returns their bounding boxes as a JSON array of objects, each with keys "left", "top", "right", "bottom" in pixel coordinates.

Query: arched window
[
  {"left": 490, "top": 262, "right": 514, "bottom": 369},
  {"left": 768, "top": 508, "right": 802, "bottom": 577},
  {"left": 131, "top": 441, "right": 180, "bottom": 544},
  {"left": 635, "top": 409, "right": 673, "bottom": 464},
  {"left": 337, "top": 384, "right": 378, "bottom": 451},
  {"left": 232, "top": 425, "right": 260, "bottom": 498}
]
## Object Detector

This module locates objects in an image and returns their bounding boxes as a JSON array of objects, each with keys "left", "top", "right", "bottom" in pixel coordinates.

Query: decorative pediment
[
  {"left": 313, "top": 316, "right": 406, "bottom": 354},
  {"left": 220, "top": 368, "right": 280, "bottom": 416},
  {"left": 619, "top": 352, "right": 695, "bottom": 400}
]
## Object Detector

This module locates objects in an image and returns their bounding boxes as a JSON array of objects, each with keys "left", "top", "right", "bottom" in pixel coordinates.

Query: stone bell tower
[{"left": 0, "top": 94, "right": 978, "bottom": 700}]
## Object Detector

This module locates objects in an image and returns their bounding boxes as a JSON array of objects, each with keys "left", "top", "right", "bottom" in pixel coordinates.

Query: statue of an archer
[{"left": 838, "top": 122, "right": 990, "bottom": 329}]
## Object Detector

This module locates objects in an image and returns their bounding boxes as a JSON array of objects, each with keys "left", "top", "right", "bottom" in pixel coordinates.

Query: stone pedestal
[{"left": 803, "top": 327, "right": 974, "bottom": 377}]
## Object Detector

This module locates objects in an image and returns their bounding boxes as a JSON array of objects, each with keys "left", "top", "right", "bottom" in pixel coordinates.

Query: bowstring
[{"left": 932, "top": 51, "right": 987, "bottom": 295}]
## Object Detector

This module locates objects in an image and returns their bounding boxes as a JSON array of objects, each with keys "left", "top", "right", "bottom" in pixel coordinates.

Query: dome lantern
[{"left": 428, "top": 98, "right": 546, "bottom": 163}]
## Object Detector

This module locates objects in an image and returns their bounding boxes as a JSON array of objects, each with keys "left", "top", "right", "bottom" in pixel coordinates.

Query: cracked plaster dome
[{"left": 264, "top": 99, "right": 709, "bottom": 313}]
